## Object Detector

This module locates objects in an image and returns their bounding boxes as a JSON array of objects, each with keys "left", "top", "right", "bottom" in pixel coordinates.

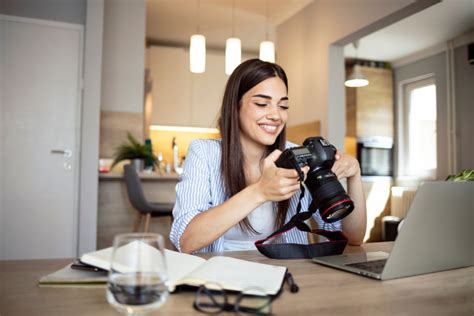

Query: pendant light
[
  {"left": 345, "top": 64, "right": 369, "bottom": 87},
  {"left": 225, "top": 0, "right": 241, "bottom": 75},
  {"left": 259, "top": 0, "right": 275, "bottom": 62},
  {"left": 345, "top": 41, "right": 369, "bottom": 87},
  {"left": 190, "top": 0, "right": 206, "bottom": 73}
]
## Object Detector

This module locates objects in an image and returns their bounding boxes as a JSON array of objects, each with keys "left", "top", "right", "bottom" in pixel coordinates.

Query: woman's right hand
[{"left": 254, "top": 149, "right": 309, "bottom": 202}]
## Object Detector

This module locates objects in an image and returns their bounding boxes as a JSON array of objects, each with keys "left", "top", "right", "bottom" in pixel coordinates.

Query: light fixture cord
[
  {"left": 265, "top": 0, "right": 269, "bottom": 41},
  {"left": 196, "top": 0, "right": 200, "bottom": 34},
  {"left": 353, "top": 40, "right": 359, "bottom": 65},
  {"left": 232, "top": 0, "right": 236, "bottom": 37}
]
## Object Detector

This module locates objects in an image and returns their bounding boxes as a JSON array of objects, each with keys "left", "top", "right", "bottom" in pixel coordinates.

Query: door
[{"left": 0, "top": 15, "right": 83, "bottom": 259}]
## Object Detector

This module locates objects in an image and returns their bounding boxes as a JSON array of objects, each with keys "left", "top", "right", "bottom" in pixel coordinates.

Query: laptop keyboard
[{"left": 345, "top": 258, "right": 387, "bottom": 274}]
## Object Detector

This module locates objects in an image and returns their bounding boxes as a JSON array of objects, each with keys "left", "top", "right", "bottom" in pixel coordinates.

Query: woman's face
[{"left": 239, "top": 76, "right": 289, "bottom": 151}]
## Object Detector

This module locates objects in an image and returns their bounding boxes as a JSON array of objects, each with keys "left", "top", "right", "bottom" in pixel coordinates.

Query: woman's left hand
[{"left": 331, "top": 151, "right": 361, "bottom": 180}]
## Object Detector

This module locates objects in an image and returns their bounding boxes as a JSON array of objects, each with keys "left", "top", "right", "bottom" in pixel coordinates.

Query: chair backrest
[{"left": 123, "top": 164, "right": 151, "bottom": 213}]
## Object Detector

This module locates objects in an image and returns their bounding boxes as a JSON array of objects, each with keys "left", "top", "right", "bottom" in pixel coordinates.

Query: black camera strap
[{"left": 255, "top": 183, "right": 348, "bottom": 259}]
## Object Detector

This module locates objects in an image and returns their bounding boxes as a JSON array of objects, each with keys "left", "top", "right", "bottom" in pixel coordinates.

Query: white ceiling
[
  {"left": 146, "top": 0, "right": 474, "bottom": 60},
  {"left": 146, "top": 0, "right": 314, "bottom": 52},
  {"left": 344, "top": 0, "right": 474, "bottom": 62}
]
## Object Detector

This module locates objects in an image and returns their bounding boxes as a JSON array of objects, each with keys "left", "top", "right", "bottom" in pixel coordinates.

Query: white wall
[
  {"left": 0, "top": 16, "right": 4, "bottom": 259},
  {"left": 0, "top": 0, "right": 86, "bottom": 24},
  {"left": 276, "top": 0, "right": 415, "bottom": 148},
  {"left": 454, "top": 40, "right": 474, "bottom": 171},
  {"left": 147, "top": 46, "right": 256, "bottom": 128},
  {"left": 394, "top": 52, "right": 448, "bottom": 179},
  {"left": 78, "top": 0, "right": 104, "bottom": 255},
  {"left": 101, "top": 0, "right": 145, "bottom": 113}
]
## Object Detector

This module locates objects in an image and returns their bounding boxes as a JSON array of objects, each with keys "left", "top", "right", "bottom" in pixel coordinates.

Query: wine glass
[{"left": 106, "top": 233, "right": 169, "bottom": 315}]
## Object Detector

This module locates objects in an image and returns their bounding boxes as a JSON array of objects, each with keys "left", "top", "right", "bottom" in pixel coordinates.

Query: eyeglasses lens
[
  {"left": 236, "top": 288, "right": 272, "bottom": 314},
  {"left": 195, "top": 284, "right": 227, "bottom": 314}
]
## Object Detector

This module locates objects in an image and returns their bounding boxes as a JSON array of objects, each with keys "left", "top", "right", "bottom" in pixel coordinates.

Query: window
[{"left": 399, "top": 77, "right": 437, "bottom": 179}]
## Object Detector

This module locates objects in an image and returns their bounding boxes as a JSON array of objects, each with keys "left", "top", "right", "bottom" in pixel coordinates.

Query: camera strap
[{"left": 254, "top": 183, "right": 348, "bottom": 259}]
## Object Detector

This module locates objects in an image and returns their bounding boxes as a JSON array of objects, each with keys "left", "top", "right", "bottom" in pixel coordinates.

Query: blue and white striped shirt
[{"left": 170, "top": 139, "right": 341, "bottom": 253}]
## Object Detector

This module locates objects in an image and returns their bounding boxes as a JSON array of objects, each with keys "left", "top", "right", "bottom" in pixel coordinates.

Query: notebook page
[
  {"left": 81, "top": 244, "right": 206, "bottom": 291},
  {"left": 180, "top": 256, "right": 287, "bottom": 295}
]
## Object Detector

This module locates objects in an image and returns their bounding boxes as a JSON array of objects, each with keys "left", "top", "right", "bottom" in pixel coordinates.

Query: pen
[
  {"left": 71, "top": 263, "right": 102, "bottom": 272},
  {"left": 286, "top": 272, "right": 299, "bottom": 293},
  {"left": 71, "top": 259, "right": 104, "bottom": 272}
]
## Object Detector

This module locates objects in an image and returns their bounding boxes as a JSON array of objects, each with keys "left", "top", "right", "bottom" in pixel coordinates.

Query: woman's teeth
[{"left": 259, "top": 124, "right": 278, "bottom": 133}]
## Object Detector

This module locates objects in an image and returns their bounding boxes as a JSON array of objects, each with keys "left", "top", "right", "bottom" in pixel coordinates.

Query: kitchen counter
[
  {"left": 98, "top": 171, "right": 179, "bottom": 250},
  {"left": 99, "top": 171, "right": 180, "bottom": 180}
]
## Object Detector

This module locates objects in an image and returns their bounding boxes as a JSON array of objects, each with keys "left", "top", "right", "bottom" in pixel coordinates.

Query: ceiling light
[
  {"left": 345, "top": 41, "right": 369, "bottom": 88},
  {"left": 190, "top": 34, "right": 206, "bottom": 73},
  {"left": 225, "top": 0, "right": 241, "bottom": 75},
  {"left": 260, "top": 41, "right": 275, "bottom": 63},
  {"left": 259, "top": 0, "right": 275, "bottom": 62},
  {"left": 226, "top": 38, "right": 241, "bottom": 75},
  {"left": 345, "top": 65, "right": 369, "bottom": 87},
  {"left": 190, "top": 0, "right": 205, "bottom": 73}
]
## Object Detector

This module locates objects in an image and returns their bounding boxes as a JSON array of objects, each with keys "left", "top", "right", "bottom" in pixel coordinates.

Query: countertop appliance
[{"left": 357, "top": 136, "right": 393, "bottom": 177}]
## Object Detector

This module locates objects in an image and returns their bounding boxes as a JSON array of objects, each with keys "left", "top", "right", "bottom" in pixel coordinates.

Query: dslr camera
[{"left": 275, "top": 136, "right": 354, "bottom": 222}]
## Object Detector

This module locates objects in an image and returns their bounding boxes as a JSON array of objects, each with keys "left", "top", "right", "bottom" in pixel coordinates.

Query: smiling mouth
[{"left": 258, "top": 124, "right": 280, "bottom": 134}]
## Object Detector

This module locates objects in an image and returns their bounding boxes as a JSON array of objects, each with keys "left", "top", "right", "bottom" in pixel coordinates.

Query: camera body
[
  {"left": 275, "top": 136, "right": 354, "bottom": 223},
  {"left": 275, "top": 137, "right": 337, "bottom": 176}
]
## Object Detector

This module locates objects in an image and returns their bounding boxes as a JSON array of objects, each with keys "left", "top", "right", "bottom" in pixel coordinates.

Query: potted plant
[{"left": 111, "top": 132, "right": 157, "bottom": 172}]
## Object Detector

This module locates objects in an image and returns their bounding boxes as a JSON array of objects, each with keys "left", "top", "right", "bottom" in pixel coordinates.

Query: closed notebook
[
  {"left": 55, "top": 242, "right": 287, "bottom": 295},
  {"left": 38, "top": 264, "right": 108, "bottom": 288}
]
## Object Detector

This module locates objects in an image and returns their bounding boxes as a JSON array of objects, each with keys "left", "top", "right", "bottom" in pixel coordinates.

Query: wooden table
[{"left": 1, "top": 242, "right": 472, "bottom": 315}]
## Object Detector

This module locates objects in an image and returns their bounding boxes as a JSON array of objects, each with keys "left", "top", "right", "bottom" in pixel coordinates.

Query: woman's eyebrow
[{"left": 252, "top": 94, "right": 289, "bottom": 101}]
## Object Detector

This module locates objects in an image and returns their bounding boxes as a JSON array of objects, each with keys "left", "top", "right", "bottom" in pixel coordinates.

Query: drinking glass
[{"left": 106, "top": 233, "right": 169, "bottom": 315}]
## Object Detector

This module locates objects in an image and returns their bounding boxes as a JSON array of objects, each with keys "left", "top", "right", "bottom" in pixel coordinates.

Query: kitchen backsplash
[{"left": 149, "top": 127, "right": 220, "bottom": 167}]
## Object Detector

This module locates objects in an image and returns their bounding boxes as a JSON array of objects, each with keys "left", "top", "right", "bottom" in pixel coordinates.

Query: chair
[{"left": 123, "top": 164, "right": 174, "bottom": 233}]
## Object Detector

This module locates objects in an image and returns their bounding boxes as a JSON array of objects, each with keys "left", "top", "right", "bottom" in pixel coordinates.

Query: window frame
[{"left": 397, "top": 74, "right": 437, "bottom": 180}]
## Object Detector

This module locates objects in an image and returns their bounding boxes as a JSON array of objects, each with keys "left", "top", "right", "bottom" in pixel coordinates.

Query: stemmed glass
[{"left": 106, "top": 233, "right": 169, "bottom": 315}]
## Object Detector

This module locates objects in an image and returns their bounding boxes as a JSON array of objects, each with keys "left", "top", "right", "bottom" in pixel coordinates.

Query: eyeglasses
[{"left": 193, "top": 282, "right": 273, "bottom": 315}]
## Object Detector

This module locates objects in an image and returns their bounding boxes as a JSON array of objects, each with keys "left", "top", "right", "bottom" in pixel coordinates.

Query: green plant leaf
[{"left": 111, "top": 132, "right": 158, "bottom": 169}]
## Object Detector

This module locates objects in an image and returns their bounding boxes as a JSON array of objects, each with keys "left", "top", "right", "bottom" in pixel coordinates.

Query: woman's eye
[
  {"left": 279, "top": 105, "right": 289, "bottom": 110},
  {"left": 255, "top": 103, "right": 268, "bottom": 107}
]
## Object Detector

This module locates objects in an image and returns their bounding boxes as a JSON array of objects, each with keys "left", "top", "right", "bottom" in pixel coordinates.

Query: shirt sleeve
[{"left": 169, "top": 140, "right": 214, "bottom": 252}]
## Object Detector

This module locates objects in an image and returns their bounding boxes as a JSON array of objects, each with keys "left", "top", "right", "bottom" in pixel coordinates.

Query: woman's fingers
[{"left": 331, "top": 153, "right": 360, "bottom": 179}]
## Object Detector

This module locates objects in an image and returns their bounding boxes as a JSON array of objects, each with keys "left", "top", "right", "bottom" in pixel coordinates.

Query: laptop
[{"left": 312, "top": 181, "right": 474, "bottom": 280}]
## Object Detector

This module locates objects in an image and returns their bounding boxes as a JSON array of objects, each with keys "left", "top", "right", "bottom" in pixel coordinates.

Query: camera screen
[{"left": 293, "top": 148, "right": 311, "bottom": 156}]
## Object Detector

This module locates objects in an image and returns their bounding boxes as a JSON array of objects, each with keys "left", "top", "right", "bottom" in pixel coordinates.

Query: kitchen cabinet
[
  {"left": 346, "top": 66, "right": 394, "bottom": 138},
  {"left": 146, "top": 46, "right": 228, "bottom": 128}
]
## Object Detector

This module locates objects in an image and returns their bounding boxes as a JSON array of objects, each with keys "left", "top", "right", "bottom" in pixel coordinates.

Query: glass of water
[{"left": 107, "top": 233, "right": 169, "bottom": 315}]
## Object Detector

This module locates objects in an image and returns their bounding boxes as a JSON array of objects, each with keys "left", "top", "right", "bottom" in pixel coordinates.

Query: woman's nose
[{"left": 266, "top": 104, "right": 282, "bottom": 120}]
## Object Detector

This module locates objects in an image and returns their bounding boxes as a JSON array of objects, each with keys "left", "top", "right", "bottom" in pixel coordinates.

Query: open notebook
[{"left": 41, "top": 243, "right": 287, "bottom": 295}]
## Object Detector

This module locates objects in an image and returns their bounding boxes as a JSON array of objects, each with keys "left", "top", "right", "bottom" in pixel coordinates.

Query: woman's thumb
[{"left": 266, "top": 149, "right": 282, "bottom": 163}]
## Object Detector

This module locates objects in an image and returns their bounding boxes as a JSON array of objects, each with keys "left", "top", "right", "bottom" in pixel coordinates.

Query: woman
[{"left": 170, "top": 59, "right": 366, "bottom": 254}]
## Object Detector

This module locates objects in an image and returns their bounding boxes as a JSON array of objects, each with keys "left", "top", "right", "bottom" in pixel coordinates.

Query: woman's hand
[
  {"left": 331, "top": 151, "right": 361, "bottom": 180},
  {"left": 254, "top": 150, "right": 309, "bottom": 202}
]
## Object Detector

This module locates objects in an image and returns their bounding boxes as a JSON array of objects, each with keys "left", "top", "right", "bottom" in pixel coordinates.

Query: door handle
[{"left": 50, "top": 149, "right": 72, "bottom": 158}]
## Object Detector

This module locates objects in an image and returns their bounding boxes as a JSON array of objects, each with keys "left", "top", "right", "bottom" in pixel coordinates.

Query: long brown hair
[{"left": 218, "top": 59, "right": 290, "bottom": 234}]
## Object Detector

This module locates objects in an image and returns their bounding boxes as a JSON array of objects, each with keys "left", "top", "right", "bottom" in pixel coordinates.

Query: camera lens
[{"left": 305, "top": 170, "right": 354, "bottom": 223}]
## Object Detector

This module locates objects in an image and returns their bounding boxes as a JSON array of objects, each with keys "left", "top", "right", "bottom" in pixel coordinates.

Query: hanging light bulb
[
  {"left": 259, "top": 0, "right": 275, "bottom": 62},
  {"left": 190, "top": 0, "right": 206, "bottom": 73},
  {"left": 345, "top": 40, "right": 369, "bottom": 87},
  {"left": 225, "top": 0, "right": 241, "bottom": 75}
]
